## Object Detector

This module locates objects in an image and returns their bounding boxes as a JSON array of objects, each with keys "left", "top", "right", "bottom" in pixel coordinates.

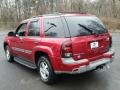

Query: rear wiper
[
  {"left": 44, "top": 23, "right": 57, "bottom": 32},
  {"left": 91, "top": 21, "right": 108, "bottom": 33},
  {"left": 78, "top": 24, "right": 96, "bottom": 34}
]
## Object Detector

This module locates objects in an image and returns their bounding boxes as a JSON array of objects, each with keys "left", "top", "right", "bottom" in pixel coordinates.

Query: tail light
[{"left": 61, "top": 40, "right": 73, "bottom": 58}]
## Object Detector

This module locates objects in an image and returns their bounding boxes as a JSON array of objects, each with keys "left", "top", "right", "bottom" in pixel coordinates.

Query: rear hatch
[
  {"left": 65, "top": 15, "right": 111, "bottom": 61},
  {"left": 71, "top": 34, "right": 110, "bottom": 61}
]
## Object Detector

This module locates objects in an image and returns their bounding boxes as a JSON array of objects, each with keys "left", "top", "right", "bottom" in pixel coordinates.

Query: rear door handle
[
  {"left": 20, "top": 39, "right": 24, "bottom": 43},
  {"left": 34, "top": 42, "right": 39, "bottom": 45},
  {"left": 20, "top": 40, "right": 24, "bottom": 43},
  {"left": 19, "top": 38, "right": 24, "bottom": 43}
]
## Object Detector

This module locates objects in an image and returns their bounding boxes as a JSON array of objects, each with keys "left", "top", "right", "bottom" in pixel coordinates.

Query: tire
[
  {"left": 37, "top": 56, "right": 56, "bottom": 84},
  {"left": 5, "top": 46, "right": 14, "bottom": 62}
]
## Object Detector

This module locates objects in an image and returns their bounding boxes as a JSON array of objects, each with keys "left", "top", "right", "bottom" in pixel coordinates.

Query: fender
[
  {"left": 32, "top": 45, "right": 54, "bottom": 63},
  {"left": 4, "top": 37, "right": 13, "bottom": 47},
  {"left": 4, "top": 39, "right": 10, "bottom": 49},
  {"left": 4, "top": 37, "right": 14, "bottom": 55},
  {"left": 32, "top": 45, "right": 62, "bottom": 70}
]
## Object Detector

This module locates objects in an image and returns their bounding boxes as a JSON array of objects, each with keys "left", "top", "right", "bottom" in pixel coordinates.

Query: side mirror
[{"left": 8, "top": 32, "right": 15, "bottom": 36}]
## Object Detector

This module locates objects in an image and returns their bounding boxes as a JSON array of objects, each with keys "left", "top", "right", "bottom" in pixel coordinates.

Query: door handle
[
  {"left": 18, "top": 37, "right": 24, "bottom": 43},
  {"left": 20, "top": 39, "right": 24, "bottom": 43},
  {"left": 20, "top": 40, "right": 24, "bottom": 43},
  {"left": 34, "top": 41, "right": 39, "bottom": 45}
]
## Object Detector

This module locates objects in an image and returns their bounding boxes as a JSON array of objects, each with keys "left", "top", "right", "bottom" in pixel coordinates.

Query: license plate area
[{"left": 90, "top": 41, "right": 99, "bottom": 49}]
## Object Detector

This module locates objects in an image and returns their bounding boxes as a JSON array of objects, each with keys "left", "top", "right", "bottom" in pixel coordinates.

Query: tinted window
[
  {"left": 65, "top": 16, "right": 107, "bottom": 37},
  {"left": 44, "top": 17, "right": 65, "bottom": 38},
  {"left": 16, "top": 23, "right": 27, "bottom": 36},
  {"left": 28, "top": 21, "right": 40, "bottom": 36}
]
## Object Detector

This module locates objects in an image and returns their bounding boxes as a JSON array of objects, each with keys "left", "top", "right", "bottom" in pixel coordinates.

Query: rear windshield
[{"left": 65, "top": 16, "right": 108, "bottom": 37}]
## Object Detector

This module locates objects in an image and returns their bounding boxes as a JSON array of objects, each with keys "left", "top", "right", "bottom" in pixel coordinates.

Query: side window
[
  {"left": 44, "top": 17, "right": 65, "bottom": 38},
  {"left": 16, "top": 23, "right": 27, "bottom": 36},
  {"left": 28, "top": 21, "right": 40, "bottom": 36}
]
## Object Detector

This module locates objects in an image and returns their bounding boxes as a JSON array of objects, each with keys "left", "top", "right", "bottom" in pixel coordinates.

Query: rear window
[
  {"left": 44, "top": 17, "right": 65, "bottom": 38},
  {"left": 65, "top": 16, "right": 108, "bottom": 37}
]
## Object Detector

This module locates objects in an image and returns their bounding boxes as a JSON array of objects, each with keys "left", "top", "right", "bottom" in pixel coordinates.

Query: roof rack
[
  {"left": 31, "top": 12, "right": 88, "bottom": 18},
  {"left": 31, "top": 12, "right": 62, "bottom": 18},
  {"left": 32, "top": 15, "right": 42, "bottom": 18},
  {"left": 59, "top": 11, "right": 87, "bottom": 14}
]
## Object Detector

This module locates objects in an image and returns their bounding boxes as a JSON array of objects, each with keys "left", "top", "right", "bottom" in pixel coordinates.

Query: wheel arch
[
  {"left": 35, "top": 51, "right": 47, "bottom": 65},
  {"left": 4, "top": 42, "right": 8, "bottom": 51},
  {"left": 34, "top": 51, "right": 53, "bottom": 68},
  {"left": 33, "top": 46, "right": 55, "bottom": 71}
]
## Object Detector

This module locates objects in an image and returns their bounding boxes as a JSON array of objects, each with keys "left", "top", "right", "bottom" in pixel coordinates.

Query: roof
[{"left": 21, "top": 12, "right": 93, "bottom": 23}]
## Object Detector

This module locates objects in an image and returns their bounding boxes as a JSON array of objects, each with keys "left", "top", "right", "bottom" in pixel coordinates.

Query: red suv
[{"left": 4, "top": 13, "right": 115, "bottom": 84}]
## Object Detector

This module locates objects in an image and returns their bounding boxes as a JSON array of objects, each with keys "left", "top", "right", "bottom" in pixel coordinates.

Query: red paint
[{"left": 4, "top": 13, "right": 114, "bottom": 73}]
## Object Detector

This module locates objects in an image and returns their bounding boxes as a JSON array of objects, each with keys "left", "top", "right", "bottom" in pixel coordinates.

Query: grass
[
  {"left": 0, "top": 22, "right": 18, "bottom": 31},
  {"left": 101, "top": 17, "right": 120, "bottom": 32}
]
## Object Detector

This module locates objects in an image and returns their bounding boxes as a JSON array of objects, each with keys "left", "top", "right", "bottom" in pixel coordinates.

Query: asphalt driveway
[{"left": 0, "top": 30, "right": 120, "bottom": 90}]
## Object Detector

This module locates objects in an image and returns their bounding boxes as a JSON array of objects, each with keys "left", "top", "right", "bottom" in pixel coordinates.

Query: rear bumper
[{"left": 55, "top": 49, "right": 114, "bottom": 74}]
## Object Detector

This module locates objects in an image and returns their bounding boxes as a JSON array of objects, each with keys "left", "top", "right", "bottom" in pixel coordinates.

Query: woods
[{"left": 0, "top": 0, "right": 120, "bottom": 29}]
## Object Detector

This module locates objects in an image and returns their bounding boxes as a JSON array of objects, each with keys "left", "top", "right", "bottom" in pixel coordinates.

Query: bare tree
[{"left": 0, "top": 0, "right": 120, "bottom": 29}]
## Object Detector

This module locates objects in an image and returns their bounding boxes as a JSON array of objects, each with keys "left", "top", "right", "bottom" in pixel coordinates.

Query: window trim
[
  {"left": 27, "top": 20, "right": 41, "bottom": 37},
  {"left": 15, "top": 23, "right": 28, "bottom": 37},
  {"left": 43, "top": 17, "right": 66, "bottom": 38}
]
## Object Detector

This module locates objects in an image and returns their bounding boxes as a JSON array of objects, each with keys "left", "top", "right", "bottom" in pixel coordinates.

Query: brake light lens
[{"left": 61, "top": 40, "right": 73, "bottom": 58}]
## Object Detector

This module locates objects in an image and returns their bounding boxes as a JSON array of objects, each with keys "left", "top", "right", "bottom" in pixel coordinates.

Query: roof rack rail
[
  {"left": 31, "top": 12, "right": 62, "bottom": 18},
  {"left": 32, "top": 15, "right": 42, "bottom": 18},
  {"left": 52, "top": 12, "right": 62, "bottom": 14},
  {"left": 59, "top": 11, "right": 87, "bottom": 14},
  {"left": 30, "top": 11, "right": 87, "bottom": 18}
]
